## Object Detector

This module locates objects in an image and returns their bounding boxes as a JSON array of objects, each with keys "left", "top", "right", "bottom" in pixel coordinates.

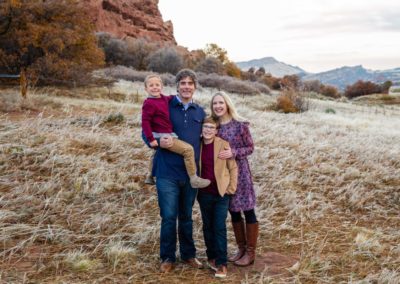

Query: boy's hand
[{"left": 150, "top": 140, "right": 159, "bottom": 148}]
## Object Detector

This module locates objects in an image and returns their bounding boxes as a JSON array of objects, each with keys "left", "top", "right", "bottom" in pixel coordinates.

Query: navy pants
[{"left": 197, "top": 191, "right": 230, "bottom": 266}]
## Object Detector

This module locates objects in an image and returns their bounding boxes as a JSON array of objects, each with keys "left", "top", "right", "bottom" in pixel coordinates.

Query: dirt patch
[{"left": 229, "top": 252, "right": 299, "bottom": 278}]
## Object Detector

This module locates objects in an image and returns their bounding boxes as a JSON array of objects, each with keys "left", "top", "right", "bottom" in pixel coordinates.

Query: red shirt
[
  {"left": 141, "top": 94, "right": 174, "bottom": 142},
  {"left": 200, "top": 142, "right": 219, "bottom": 195}
]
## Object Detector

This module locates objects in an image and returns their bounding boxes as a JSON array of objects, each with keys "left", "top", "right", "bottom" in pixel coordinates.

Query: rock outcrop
[{"left": 83, "top": 0, "right": 176, "bottom": 44}]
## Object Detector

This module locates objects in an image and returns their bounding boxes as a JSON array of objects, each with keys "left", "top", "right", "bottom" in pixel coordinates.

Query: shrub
[
  {"left": 222, "top": 80, "right": 260, "bottom": 95},
  {"left": 280, "top": 75, "right": 301, "bottom": 90},
  {"left": 325, "top": 108, "right": 336, "bottom": 114},
  {"left": 197, "top": 73, "right": 270, "bottom": 95},
  {"left": 262, "top": 75, "right": 282, "bottom": 90},
  {"left": 224, "top": 61, "right": 242, "bottom": 78},
  {"left": 344, "top": 80, "right": 381, "bottom": 98},
  {"left": 320, "top": 85, "right": 340, "bottom": 99},
  {"left": 97, "top": 35, "right": 128, "bottom": 66},
  {"left": 276, "top": 89, "right": 309, "bottom": 113},
  {"left": 97, "top": 35, "right": 159, "bottom": 70},
  {"left": 240, "top": 70, "right": 257, "bottom": 82},
  {"left": 102, "top": 112, "right": 125, "bottom": 125},
  {"left": 146, "top": 46, "right": 184, "bottom": 74},
  {"left": 302, "top": 80, "right": 322, "bottom": 93},
  {"left": 126, "top": 38, "right": 159, "bottom": 70},
  {"left": 195, "top": 57, "right": 225, "bottom": 75},
  {"left": 102, "top": 66, "right": 175, "bottom": 86}
]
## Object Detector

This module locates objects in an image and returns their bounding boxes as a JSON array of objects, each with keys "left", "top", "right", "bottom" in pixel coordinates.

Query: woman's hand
[
  {"left": 160, "top": 136, "right": 173, "bottom": 149},
  {"left": 218, "top": 147, "right": 233, "bottom": 160}
]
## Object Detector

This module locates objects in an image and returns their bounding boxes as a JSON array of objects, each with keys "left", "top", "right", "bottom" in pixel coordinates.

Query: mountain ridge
[
  {"left": 236, "top": 57, "right": 400, "bottom": 89},
  {"left": 236, "top": 56, "right": 307, "bottom": 78}
]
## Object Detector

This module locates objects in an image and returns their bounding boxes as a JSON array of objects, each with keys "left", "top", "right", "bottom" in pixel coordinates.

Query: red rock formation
[{"left": 83, "top": 0, "right": 176, "bottom": 44}]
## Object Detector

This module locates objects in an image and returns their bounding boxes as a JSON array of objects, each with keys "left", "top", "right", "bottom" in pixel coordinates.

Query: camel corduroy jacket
[{"left": 200, "top": 137, "right": 238, "bottom": 197}]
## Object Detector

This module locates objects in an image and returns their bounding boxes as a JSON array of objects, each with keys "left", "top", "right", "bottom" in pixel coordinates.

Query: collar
[{"left": 172, "top": 95, "right": 197, "bottom": 110}]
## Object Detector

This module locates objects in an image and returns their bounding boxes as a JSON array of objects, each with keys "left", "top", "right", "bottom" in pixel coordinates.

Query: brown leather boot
[
  {"left": 234, "top": 222, "right": 258, "bottom": 266},
  {"left": 228, "top": 220, "right": 246, "bottom": 262}
]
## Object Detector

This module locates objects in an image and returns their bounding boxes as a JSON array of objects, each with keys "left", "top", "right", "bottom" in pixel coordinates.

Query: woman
[{"left": 210, "top": 91, "right": 258, "bottom": 267}]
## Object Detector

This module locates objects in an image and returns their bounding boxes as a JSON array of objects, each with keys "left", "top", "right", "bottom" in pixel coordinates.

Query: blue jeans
[
  {"left": 197, "top": 192, "right": 230, "bottom": 266},
  {"left": 156, "top": 177, "right": 198, "bottom": 262}
]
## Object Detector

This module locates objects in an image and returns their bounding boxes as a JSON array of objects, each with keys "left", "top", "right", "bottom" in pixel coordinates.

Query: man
[{"left": 152, "top": 69, "right": 206, "bottom": 273}]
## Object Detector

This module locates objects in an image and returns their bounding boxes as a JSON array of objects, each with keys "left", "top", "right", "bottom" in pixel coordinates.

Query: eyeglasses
[{"left": 202, "top": 125, "right": 216, "bottom": 130}]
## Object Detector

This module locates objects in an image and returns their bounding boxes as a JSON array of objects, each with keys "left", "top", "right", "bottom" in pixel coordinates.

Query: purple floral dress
[{"left": 218, "top": 119, "right": 255, "bottom": 212}]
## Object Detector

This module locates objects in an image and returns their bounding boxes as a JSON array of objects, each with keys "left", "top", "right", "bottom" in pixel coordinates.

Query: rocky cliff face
[{"left": 84, "top": 0, "right": 176, "bottom": 44}]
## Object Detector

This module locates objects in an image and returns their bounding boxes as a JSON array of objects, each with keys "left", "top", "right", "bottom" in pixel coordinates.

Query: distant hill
[
  {"left": 236, "top": 56, "right": 400, "bottom": 90},
  {"left": 303, "top": 66, "right": 400, "bottom": 90},
  {"left": 236, "top": 57, "right": 307, "bottom": 78}
]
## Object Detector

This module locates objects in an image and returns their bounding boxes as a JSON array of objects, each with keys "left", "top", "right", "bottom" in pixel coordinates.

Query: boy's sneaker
[
  {"left": 189, "top": 175, "right": 211, "bottom": 189},
  {"left": 215, "top": 265, "right": 227, "bottom": 278},
  {"left": 207, "top": 259, "right": 217, "bottom": 271},
  {"left": 144, "top": 175, "right": 155, "bottom": 185}
]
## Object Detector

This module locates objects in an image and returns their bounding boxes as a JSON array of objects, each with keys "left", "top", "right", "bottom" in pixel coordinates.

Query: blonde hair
[
  {"left": 144, "top": 74, "right": 163, "bottom": 87},
  {"left": 211, "top": 91, "right": 246, "bottom": 122}
]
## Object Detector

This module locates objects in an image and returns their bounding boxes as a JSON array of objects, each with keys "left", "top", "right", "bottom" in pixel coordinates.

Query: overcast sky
[{"left": 158, "top": 0, "right": 400, "bottom": 73}]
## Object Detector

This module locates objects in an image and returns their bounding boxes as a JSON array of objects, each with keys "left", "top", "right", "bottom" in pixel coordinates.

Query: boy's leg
[
  {"left": 169, "top": 138, "right": 210, "bottom": 188},
  {"left": 168, "top": 138, "right": 196, "bottom": 176},
  {"left": 197, "top": 192, "right": 217, "bottom": 261},
  {"left": 214, "top": 195, "right": 230, "bottom": 267}
]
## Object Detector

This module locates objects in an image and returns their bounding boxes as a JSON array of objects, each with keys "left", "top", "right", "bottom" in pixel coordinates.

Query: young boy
[
  {"left": 141, "top": 74, "right": 210, "bottom": 188},
  {"left": 197, "top": 116, "right": 238, "bottom": 278}
]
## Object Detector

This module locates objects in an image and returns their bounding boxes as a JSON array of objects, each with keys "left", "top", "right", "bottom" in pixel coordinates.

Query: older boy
[{"left": 197, "top": 117, "right": 238, "bottom": 278}]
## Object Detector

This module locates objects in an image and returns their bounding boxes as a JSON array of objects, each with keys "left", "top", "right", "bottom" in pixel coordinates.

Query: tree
[
  {"left": 0, "top": 0, "right": 104, "bottom": 85},
  {"left": 0, "top": 0, "right": 14, "bottom": 35},
  {"left": 203, "top": 43, "right": 229, "bottom": 64},
  {"left": 185, "top": 49, "right": 206, "bottom": 69},
  {"left": 380, "top": 80, "right": 393, "bottom": 94},
  {"left": 255, "top": 67, "right": 266, "bottom": 77}
]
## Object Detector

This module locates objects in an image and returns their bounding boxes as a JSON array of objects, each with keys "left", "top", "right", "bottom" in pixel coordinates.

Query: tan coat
[{"left": 200, "top": 137, "right": 238, "bottom": 197}]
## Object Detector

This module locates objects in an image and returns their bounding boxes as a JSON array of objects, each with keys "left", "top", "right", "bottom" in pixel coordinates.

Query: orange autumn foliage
[{"left": 0, "top": 0, "right": 104, "bottom": 86}]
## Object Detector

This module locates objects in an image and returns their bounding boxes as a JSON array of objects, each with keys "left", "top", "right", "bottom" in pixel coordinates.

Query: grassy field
[{"left": 1, "top": 82, "right": 399, "bottom": 283}]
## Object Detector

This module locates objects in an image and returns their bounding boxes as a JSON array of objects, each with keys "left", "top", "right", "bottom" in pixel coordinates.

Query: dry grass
[{"left": 1, "top": 82, "right": 399, "bottom": 283}]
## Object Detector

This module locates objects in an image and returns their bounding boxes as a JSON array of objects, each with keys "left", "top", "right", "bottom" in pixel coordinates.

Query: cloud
[{"left": 281, "top": 9, "right": 400, "bottom": 37}]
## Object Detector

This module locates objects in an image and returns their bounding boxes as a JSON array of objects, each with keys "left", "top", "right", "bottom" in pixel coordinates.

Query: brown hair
[
  {"left": 175, "top": 68, "right": 198, "bottom": 89},
  {"left": 203, "top": 116, "right": 220, "bottom": 129}
]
